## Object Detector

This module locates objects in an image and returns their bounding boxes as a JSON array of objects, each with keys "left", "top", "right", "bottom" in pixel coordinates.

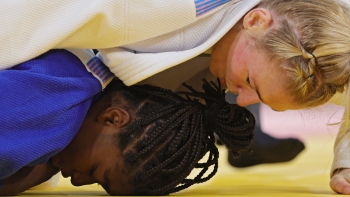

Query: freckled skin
[{"left": 210, "top": 8, "right": 296, "bottom": 111}]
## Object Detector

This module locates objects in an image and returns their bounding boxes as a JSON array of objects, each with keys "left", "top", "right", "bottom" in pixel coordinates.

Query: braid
[
  {"left": 121, "top": 105, "right": 178, "bottom": 139},
  {"left": 129, "top": 106, "right": 194, "bottom": 162},
  {"left": 112, "top": 78, "right": 255, "bottom": 195},
  {"left": 291, "top": 25, "right": 321, "bottom": 96},
  {"left": 165, "top": 118, "right": 189, "bottom": 156},
  {"left": 149, "top": 114, "right": 207, "bottom": 195},
  {"left": 138, "top": 113, "right": 202, "bottom": 184},
  {"left": 258, "top": 0, "right": 350, "bottom": 108}
]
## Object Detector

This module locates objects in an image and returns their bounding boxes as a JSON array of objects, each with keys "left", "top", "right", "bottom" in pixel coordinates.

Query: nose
[
  {"left": 234, "top": 90, "right": 260, "bottom": 106},
  {"left": 71, "top": 172, "right": 96, "bottom": 186}
]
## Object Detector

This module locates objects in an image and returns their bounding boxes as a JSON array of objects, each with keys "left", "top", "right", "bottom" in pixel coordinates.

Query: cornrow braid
[{"left": 109, "top": 78, "right": 255, "bottom": 195}]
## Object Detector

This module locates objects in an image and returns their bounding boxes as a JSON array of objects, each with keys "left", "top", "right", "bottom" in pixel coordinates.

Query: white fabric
[
  {"left": 97, "top": 0, "right": 259, "bottom": 85},
  {"left": 1, "top": 0, "right": 199, "bottom": 68},
  {"left": 332, "top": 128, "right": 350, "bottom": 175},
  {"left": 0, "top": 0, "right": 258, "bottom": 85},
  {"left": 2, "top": 0, "right": 349, "bottom": 178},
  {"left": 330, "top": 101, "right": 350, "bottom": 175},
  {"left": 328, "top": 0, "right": 350, "bottom": 174}
]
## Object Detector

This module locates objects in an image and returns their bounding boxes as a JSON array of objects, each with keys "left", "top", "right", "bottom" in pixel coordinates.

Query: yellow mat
[{"left": 21, "top": 135, "right": 337, "bottom": 197}]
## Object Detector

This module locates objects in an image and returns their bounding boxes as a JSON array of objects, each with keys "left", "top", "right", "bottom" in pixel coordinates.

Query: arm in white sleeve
[
  {"left": 0, "top": 0, "right": 197, "bottom": 69},
  {"left": 327, "top": 91, "right": 350, "bottom": 175}
]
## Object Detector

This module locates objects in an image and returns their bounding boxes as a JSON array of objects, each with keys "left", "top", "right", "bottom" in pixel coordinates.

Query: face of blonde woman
[{"left": 210, "top": 8, "right": 298, "bottom": 111}]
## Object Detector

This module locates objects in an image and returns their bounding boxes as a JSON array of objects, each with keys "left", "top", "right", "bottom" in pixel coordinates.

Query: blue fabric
[
  {"left": 194, "top": 0, "right": 231, "bottom": 17},
  {"left": 0, "top": 50, "right": 101, "bottom": 187}
]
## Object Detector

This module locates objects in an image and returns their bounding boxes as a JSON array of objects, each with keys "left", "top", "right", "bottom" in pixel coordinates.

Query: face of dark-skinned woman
[{"left": 50, "top": 105, "right": 134, "bottom": 195}]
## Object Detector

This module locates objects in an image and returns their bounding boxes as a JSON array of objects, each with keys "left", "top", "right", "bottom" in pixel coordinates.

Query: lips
[
  {"left": 50, "top": 154, "right": 74, "bottom": 180},
  {"left": 220, "top": 78, "right": 227, "bottom": 87},
  {"left": 61, "top": 170, "right": 70, "bottom": 178},
  {"left": 50, "top": 156, "right": 62, "bottom": 169},
  {"left": 60, "top": 166, "right": 71, "bottom": 178},
  {"left": 225, "top": 80, "right": 238, "bottom": 94},
  {"left": 51, "top": 157, "right": 70, "bottom": 178}
]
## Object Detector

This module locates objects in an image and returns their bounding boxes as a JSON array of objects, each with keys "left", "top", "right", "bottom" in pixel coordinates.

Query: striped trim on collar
[
  {"left": 195, "top": 0, "right": 231, "bottom": 17},
  {"left": 86, "top": 57, "right": 115, "bottom": 89}
]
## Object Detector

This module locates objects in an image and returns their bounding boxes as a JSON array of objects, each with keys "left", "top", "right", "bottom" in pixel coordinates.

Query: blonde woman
[{"left": 1, "top": 0, "right": 350, "bottom": 194}]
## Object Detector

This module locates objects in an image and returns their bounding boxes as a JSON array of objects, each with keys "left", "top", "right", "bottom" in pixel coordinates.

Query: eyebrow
[{"left": 102, "top": 168, "right": 111, "bottom": 194}]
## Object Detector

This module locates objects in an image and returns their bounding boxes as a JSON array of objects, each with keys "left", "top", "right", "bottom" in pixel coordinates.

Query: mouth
[
  {"left": 225, "top": 80, "right": 238, "bottom": 94},
  {"left": 50, "top": 156, "right": 62, "bottom": 169},
  {"left": 51, "top": 155, "right": 72, "bottom": 179},
  {"left": 58, "top": 161, "right": 71, "bottom": 178},
  {"left": 60, "top": 167, "right": 71, "bottom": 178},
  {"left": 220, "top": 78, "right": 227, "bottom": 87}
]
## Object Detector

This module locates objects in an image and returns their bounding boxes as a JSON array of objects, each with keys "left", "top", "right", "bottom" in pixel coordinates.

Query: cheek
[
  {"left": 225, "top": 58, "right": 246, "bottom": 88},
  {"left": 61, "top": 140, "right": 94, "bottom": 170},
  {"left": 227, "top": 48, "right": 247, "bottom": 77},
  {"left": 209, "top": 62, "right": 220, "bottom": 77}
]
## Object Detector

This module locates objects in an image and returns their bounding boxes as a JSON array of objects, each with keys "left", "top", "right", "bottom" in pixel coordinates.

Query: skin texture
[
  {"left": 210, "top": 8, "right": 296, "bottom": 111},
  {"left": 2, "top": 7, "right": 347, "bottom": 196},
  {"left": 0, "top": 93, "right": 133, "bottom": 196},
  {"left": 211, "top": 7, "right": 349, "bottom": 194},
  {"left": 330, "top": 169, "right": 350, "bottom": 195},
  {"left": 0, "top": 163, "right": 59, "bottom": 196},
  {"left": 50, "top": 94, "right": 133, "bottom": 195}
]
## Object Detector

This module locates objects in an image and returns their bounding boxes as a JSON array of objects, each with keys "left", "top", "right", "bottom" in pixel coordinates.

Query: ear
[
  {"left": 243, "top": 8, "right": 272, "bottom": 33},
  {"left": 97, "top": 107, "right": 130, "bottom": 128}
]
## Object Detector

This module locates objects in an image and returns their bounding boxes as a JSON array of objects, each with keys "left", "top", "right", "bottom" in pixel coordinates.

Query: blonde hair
[{"left": 256, "top": 0, "right": 350, "bottom": 134}]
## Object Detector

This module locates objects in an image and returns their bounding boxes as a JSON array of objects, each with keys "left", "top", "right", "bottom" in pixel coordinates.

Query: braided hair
[
  {"left": 257, "top": 0, "right": 350, "bottom": 108},
  {"left": 107, "top": 78, "right": 255, "bottom": 195}
]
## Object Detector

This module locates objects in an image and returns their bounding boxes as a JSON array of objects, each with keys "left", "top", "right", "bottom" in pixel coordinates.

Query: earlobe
[
  {"left": 98, "top": 107, "right": 130, "bottom": 128},
  {"left": 243, "top": 8, "right": 272, "bottom": 32}
]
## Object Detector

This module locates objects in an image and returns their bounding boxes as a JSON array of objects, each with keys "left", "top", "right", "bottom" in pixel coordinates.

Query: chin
[{"left": 70, "top": 178, "right": 83, "bottom": 187}]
